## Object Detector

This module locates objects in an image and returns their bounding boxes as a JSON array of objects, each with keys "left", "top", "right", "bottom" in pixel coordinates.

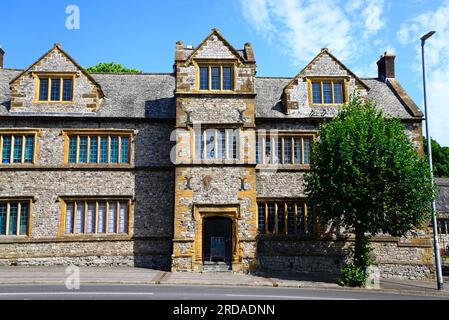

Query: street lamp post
[{"left": 421, "top": 30, "right": 444, "bottom": 291}]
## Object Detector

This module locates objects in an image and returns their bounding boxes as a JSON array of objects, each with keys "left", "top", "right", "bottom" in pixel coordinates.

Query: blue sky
[{"left": 1, "top": 0, "right": 448, "bottom": 145}]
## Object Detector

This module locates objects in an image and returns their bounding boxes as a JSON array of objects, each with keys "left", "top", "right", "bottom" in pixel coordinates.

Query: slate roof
[
  {"left": 436, "top": 178, "right": 449, "bottom": 214},
  {"left": 0, "top": 69, "right": 422, "bottom": 120},
  {"left": 254, "top": 77, "right": 420, "bottom": 119}
]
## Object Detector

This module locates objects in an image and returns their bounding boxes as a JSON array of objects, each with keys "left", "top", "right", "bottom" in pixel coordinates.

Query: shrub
[{"left": 339, "top": 263, "right": 367, "bottom": 287}]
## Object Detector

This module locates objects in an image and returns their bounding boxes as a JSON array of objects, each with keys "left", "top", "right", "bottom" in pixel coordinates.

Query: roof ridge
[
  {"left": 89, "top": 72, "right": 174, "bottom": 76},
  {"left": 0, "top": 68, "right": 24, "bottom": 72},
  {"left": 256, "top": 76, "right": 292, "bottom": 79}
]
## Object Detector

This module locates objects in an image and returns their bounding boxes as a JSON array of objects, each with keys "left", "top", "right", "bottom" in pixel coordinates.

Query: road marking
[
  {"left": 0, "top": 292, "right": 154, "bottom": 296},
  {"left": 226, "top": 294, "right": 357, "bottom": 300}
]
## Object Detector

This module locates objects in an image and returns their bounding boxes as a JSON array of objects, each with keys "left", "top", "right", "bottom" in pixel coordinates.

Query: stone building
[{"left": 0, "top": 29, "right": 435, "bottom": 279}]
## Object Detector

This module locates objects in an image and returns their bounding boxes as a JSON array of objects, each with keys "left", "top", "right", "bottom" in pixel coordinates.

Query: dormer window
[
  {"left": 36, "top": 75, "right": 74, "bottom": 103},
  {"left": 199, "top": 65, "right": 234, "bottom": 91},
  {"left": 309, "top": 79, "right": 346, "bottom": 105}
]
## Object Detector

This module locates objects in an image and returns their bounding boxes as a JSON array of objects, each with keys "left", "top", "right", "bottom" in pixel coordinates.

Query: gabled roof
[
  {"left": 184, "top": 29, "right": 246, "bottom": 64},
  {"left": 283, "top": 48, "right": 370, "bottom": 91},
  {"left": 9, "top": 43, "right": 104, "bottom": 98}
]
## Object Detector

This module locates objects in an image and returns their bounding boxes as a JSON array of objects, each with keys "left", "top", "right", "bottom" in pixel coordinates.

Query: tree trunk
[{"left": 353, "top": 225, "right": 372, "bottom": 272}]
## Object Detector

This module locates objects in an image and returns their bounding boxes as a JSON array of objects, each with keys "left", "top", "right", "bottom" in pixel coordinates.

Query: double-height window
[
  {"left": 36, "top": 75, "right": 74, "bottom": 103},
  {"left": 0, "top": 131, "right": 37, "bottom": 164},
  {"left": 194, "top": 129, "right": 238, "bottom": 161},
  {"left": 256, "top": 133, "right": 313, "bottom": 165},
  {"left": 64, "top": 131, "right": 132, "bottom": 165},
  {"left": 0, "top": 199, "right": 31, "bottom": 236},
  {"left": 62, "top": 198, "right": 131, "bottom": 236},
  {"left": 309, "top": 79, "right": 346, "bottom": 105},
  {"left": 199, "top": 65, "right": 234, "bottom": 91},
  {"left": 257, "top": 200, "right": 315, "bottom": 236}
]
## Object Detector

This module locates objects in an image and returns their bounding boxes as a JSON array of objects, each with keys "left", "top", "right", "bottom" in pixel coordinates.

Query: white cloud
[
  {"left": 397, "top": 1, "right": 449, "bottom": 146},
  {"left": 240, "top": 0, "right": 387, "bottom": 66}
]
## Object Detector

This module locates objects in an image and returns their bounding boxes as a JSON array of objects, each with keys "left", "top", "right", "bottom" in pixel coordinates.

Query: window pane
[
  {"left": 195, "top": 130, "right": 203, "bottom": 160},
  {"left": 222, "top": 67, "right": 232, "bottom": 90},
  {"left": 50, "top": 78, "right": 61, "bottom": 101},
  {"left": 333, "top": 82, "right": 343, "bottom": 104},
  {"left": 256, "top": 135, "right": 261, "bottom": 164},
  {"left": 110, "top": 137, "right": 119, "bottom": 163},
  {"left": 276, "top": 137, "right": 282, "bottom": 164},
  {"left": 108, "top": 202, "right": 117, "bottom": 233},
  {"left": 287, "top": 204, "right": 295, "bottom": 234},
  {"left": 79, "top": 136, "right": 88, "bottom": 163},
  {"left": 297, "top": 203, "right": 305, "bottom": 235},
  {"left": 8, "top": 203, "right": 18, "bottom": 235},
  {"left": 39, "top": 78, "right": 49, "bottom": 101},
  {"left": 62, "top": 79, "right": 73, "bottom": 101},
  {"left": 258, "top": 203, "right": 265, "bottom": 234},
  {"left": 89, "top": 136, "right": 98, "bottom": 163},
  {"left": 211, "top": 67, "right": 220, "bottom": 90},
  {"left": 323, "top": 82, "right": 332, "bottom": 104},
  {"left": 87, "top": 203, "right": 96, "bottom": 234},
  {"left": 2, "top": 136, "right": 11, "bottom": 163},
  {"left": 200, "top": 67, "right": 209, "bottom": 90},
  {"left": 312, "top": 82, "right": 322, "bottom": 104},
  {"left": 304, "top": 138, "right": 311, "bottom": 164},
  {"left": 68, "top": 136, "right": 77, "bottom": 163},
  {"left": 65, "top": 203, "right": 74, "bottom": 234},
  {"left": 120, "top": 137, "right": 129, "bottom": 163},
  {"left": 100, "top": 137, "right": 108, "bottom": 163},
  {"left": 231, "top": 130, "right": 238, "bottom": 160},
  {"left": 206, "top": 130, "right": 215, "bottom": 160},
  {"left": 24, "top": 136, "right": 34, "bottom": 163},
  {"left": 0, "top": 204, "right": 6, "bottom": 235},
  {"left": 267, "top": 203, "right": 275, "bottom": 233},
  {"left": 307, "top": 205, "right": 314, "bottom": 234},
  {"left": 294, "top": 137, "right": 302, "bottom": 164},
  {"left": 75, "top": 202, "right": 85, "bottom": 234},
  {"left": 13, "top": 136, "right": 23, "bottom": 163},
  {"left": 284, "top": 138, "right": 292, "bottom": 164},
  {"left": 97, "top": 203, "right": 106, "bottom": 233},
  {"left": 118, "top": 202, "right": 128, "bottom": 234},
  {"left": 277, "top": 204, "right": 285, "bottom": 234},
  {"left": 265, "top": 137, "right": 271, "bottom": 164},
  {"left": 19, "top": 203, "right": 29, "bottom": 236},
  {"left": 217, "top": 130, "right": 225, "bottom": 160}
]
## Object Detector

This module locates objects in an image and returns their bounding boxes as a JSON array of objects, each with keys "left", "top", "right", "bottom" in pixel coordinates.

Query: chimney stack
[
  {"left": 0, "top": 47, "right": 4, "bottom": 69},
  {"left": 377, "top": 51, "right": 395, "bottom": 80}
]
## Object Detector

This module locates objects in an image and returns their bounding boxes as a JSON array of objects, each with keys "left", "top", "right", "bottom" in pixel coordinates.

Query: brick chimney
[
  {"left": 377, "top": 51, "right": 395, "bottom": 80},
  {"left": 0, "top": 47, "right": 4, "bottom": 69}
]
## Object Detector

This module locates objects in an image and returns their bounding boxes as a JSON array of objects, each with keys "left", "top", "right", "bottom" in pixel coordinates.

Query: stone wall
[
  {"left": 0, "top": 118, "right": 175, "bottom": 269},
  {"left": 257, "top": 238, "right": 434, "bottom": 280}
]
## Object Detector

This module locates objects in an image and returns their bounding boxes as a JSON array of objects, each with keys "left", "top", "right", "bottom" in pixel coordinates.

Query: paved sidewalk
[{"left": 0, "top": 266, "right": 447, "bottom": 296}]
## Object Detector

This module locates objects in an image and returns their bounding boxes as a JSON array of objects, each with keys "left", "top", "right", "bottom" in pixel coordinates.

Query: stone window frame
[
  {"left": 0, "top": 197, "right": 34, "bottom": 238},
  {"left": 191, "top": 126, "right": 241, "bottom": 164},
  {"left": 256, "top": 131, "right": 316, "bottom": 169},
  {"left": 58, "top": 196, "right": 133, "bottom": 238},
  {"left": 0, "top": 129, "right": 40, "bottom": 166},
  {"left": 306, "top": 77, "right": 349, "bottom": 107},
  {"left": 33, "top": 72, "right": 77, "bottom": 104},
  {"left": 437, "top": 218, "right": 449, "bottom": 235},
  {"left": 257, "top": 199, "right": 317, "bottom": 237},
  {"left": 195, "top": 61, "right": 236, "bottom": 92},
  {"left": 61, "top": 129, "right": 136, "bottom": 167}
]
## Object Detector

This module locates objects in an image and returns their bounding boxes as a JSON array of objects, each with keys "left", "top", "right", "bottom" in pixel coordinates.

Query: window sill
[
  {"left": 32, "top": 100, "right": 75, "bottom": 105},
  {"left": 256, "top": 164, "right": 311, "bottom": 171},
  {"left": 257, "top": 233, "right": 319, "bottom": 240},
  {"left": 56, "top": 234, "right": 132, "bottom": 241}
]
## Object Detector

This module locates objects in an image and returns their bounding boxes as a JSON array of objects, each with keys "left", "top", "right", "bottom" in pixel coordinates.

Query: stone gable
[
  {"left": 193, "top": 34, "right": 236, "bottom": 60},
  {"left": 9, "top": 45, "right": 103, "bottom": 113}
]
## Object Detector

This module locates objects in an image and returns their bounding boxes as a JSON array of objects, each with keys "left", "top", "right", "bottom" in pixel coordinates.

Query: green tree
[
  {"left": 305, "top": 96, "right": 435, "bottom": 287},
  {"left": 424, "top": 137, "right": 449, "bottom": 178},
  {"left": 85, "top": 62, "right": 141, "bottom": 73}
]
